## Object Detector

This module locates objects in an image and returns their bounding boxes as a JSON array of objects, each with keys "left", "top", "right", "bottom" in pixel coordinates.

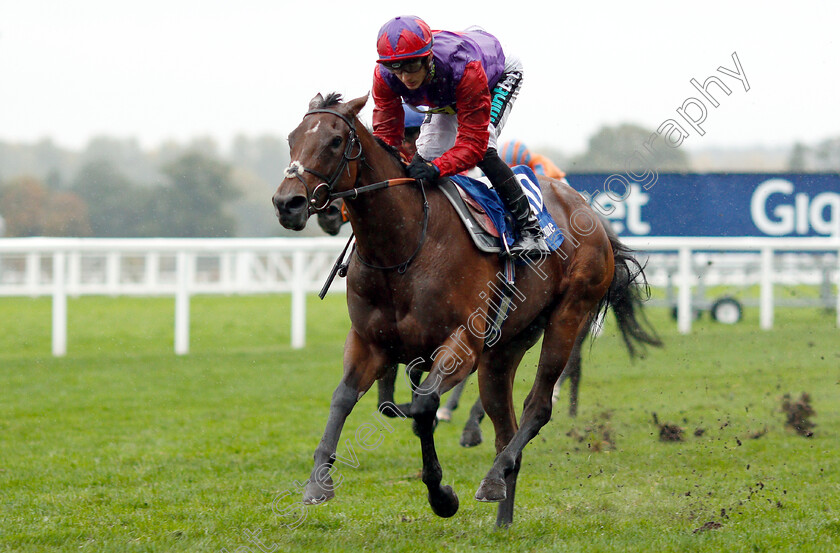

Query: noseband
[{"left": 284, "top": 108, "right": 364, "bottom": 212}]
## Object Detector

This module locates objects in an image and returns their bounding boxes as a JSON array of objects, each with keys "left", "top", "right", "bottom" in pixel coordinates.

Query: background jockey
[
  {"left": 372, "top": 15, "right": 548, "bottom": 256},
  {"left": 500, "top": 140, "right": 567, "bottom": 180},
  {"left": 401, "top": 103, "right": 424, "bottom": 162}
]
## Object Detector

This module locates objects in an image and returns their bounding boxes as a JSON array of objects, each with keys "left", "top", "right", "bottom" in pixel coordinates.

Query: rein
[
  {"left": 354, "top": 179, "right": 430, "bottom": 274},
  {"left": 331, "top": 176, "right": 416, "bottom": 199}
]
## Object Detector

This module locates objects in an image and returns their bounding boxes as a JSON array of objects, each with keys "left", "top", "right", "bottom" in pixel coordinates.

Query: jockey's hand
[{"left": 407, "top": 156, "right": 440, "bottom": 182}]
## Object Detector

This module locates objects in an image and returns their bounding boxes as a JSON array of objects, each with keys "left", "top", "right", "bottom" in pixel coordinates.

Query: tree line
[
  {"left": 0, "top": 136, "right": 291, "bottom": 238},
  {"left": 1, "top": 126, "right": 837, "bottom": 238}
]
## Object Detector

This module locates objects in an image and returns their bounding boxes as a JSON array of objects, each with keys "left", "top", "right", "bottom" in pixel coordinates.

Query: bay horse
[
  {"left": 273, "top": 92, "right": 644, "bottom": 527},
  {"left": 318, "top": 205, "right": 662, "bottom": 443},
  {"left": 317, "top": 202, "right": 346, "bottom": 236}
]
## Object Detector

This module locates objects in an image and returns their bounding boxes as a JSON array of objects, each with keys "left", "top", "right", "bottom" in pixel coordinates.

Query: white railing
[
  {"left": 1, "top": 236, "right": 838, "bottom": 356},
  {"left": 0, "top": 237, "right": 347, "bottom": 355},
  {"left": 623, "top": 236, "right": 839, "bottom": 333}
]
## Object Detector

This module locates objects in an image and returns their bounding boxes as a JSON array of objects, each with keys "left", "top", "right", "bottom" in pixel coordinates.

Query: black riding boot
[{"left": 478, "top": 149, "right": 548, "bottom": 256}]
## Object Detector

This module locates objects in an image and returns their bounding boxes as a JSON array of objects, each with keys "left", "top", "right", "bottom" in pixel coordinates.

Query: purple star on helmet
[{"left": 386, "top": 16, "right": 426, "bottom": 51}]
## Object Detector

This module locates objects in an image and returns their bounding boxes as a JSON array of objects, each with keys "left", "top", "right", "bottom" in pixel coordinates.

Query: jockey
[
  {"left": 500, "top": 140, "right": 567, "bottom": 180},
  {"left": 372, "top": 15, "right": 548, "bottom": 256}
]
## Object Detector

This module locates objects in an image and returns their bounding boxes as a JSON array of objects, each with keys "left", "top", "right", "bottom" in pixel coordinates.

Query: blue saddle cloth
[{"left": 449, "top": 166, "right": 565, "bottom": 251}]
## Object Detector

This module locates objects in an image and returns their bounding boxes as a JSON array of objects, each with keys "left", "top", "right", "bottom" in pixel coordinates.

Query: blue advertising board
[{"left": 568, "top": 173, "right": 840, "bottom": 237}]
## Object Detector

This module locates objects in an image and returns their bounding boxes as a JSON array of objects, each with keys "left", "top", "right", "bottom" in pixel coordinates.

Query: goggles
[{"left": 380, "top": 57, "right": 426, "bottom": 74}]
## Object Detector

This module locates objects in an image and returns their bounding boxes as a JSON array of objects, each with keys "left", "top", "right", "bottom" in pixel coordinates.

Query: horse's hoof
[
  {"left": 428, "top": 485, "right": 459, "bottom": 518},
  {"left": 302, "top": 480, "right": 335, "bottom": 505},
  {"left": 475, "top": 477, "right": 506, "bottom": 502},
  {"left": 459, "top": 422, "right": 483, "bottom": 448},
  {"left": 436, "top": 407, "right": 453, "bottom": 422}
]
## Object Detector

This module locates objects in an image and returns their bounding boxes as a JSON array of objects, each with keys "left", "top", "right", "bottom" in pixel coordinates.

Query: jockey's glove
[{"left": 407, "top": 155, "right": 440, "bottom": 182}]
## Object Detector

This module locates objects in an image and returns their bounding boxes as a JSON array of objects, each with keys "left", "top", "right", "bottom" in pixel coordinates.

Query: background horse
[
  {"left": 273, "top": 92, "right": 651, "bottom": 527},
  {"left": 317, "top": 203, "right": 345, "bottom": 236}
]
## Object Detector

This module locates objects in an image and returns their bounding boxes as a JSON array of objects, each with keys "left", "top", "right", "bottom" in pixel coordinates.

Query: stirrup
[{"left": 510, "top": 226, "right": 549, "bottom": 257}]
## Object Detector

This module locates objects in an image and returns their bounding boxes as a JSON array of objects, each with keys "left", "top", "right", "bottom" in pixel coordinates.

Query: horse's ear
[
  {"left": 308, "top": 93, "right": 324, "bottom": 110},
  {"left": 346, "top": 94, "right": 369, "bottom": 117}
]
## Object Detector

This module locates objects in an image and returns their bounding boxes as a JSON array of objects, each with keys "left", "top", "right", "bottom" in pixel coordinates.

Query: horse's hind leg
[
  {"left": 376, "top": 364, "right": 423, "bottom": 419},
  {"left": 475, "top": 345, "right": 529, "bottom": 527},
  {"left": 476, "top": 291, "right": 605, "bottom": 510},
  {"left": 377, "top": 364, "right": 398, "bottom": 409},
  {"left": 566, "top": 353, "right": 582, "bottom": 418},
  {"left": 460, "top": 395, "right": 486, "bottom": 447},
  {"left": 557, "top": 325, "right": 587, "bottom": 417},
  {"left": 437, "top": 377, "right": 468, "bottom": 422}
]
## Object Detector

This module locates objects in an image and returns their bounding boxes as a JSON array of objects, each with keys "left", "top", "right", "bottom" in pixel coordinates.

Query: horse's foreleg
[
  {"left": 303, "top": 331, "right": 386, "bottom": 505},
  {"left": 412, "top": 330, "right": 482, "bottom": 518}
]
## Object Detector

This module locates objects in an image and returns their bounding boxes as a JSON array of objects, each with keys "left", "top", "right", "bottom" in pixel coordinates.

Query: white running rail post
[
  {"left": 291, "top": 250, "right": 306, "bottom": 349},
  {"left": 174, "top": 251, "right": 190, "bottom": 355},
  {"left": 760, "top": 247, "right": 774, "bottom": 330},
  {"left": 677, "top": 247, "right": 693, "bottom": 334},
  {"left": 52, "top": 252, "right": 67, "bottom": 357}
]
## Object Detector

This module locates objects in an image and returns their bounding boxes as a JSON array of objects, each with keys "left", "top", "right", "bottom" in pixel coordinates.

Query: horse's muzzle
[
  {"left": 272, "top": 190, "right": 309, "bottom": 230},
  {"left": 317, "top": 204, "right": 343, "bottom": 236}
]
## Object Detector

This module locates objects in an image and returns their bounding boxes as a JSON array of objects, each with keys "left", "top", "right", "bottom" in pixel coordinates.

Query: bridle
[
  {"left": 286, "top": 106, "right": 430, "bottom": 274},
  {"left": 284, "top": 108, "right": 365, "bottom": 212}
]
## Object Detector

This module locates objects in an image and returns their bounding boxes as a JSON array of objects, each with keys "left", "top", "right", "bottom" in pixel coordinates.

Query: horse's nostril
[
  {"left": 287, "top": 195, "right": 308, "bottom": 212},
  {"left": 273, "top": 193, "right": 308, "bottom": 215}
]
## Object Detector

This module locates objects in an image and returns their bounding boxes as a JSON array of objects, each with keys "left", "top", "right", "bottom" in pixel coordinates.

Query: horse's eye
[{"left": 331, "top": 136, "right": 343, "bottom": 148}]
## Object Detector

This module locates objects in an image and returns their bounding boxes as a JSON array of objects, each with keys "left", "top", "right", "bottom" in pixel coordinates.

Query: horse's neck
[{"left": 346, "top": 130, "right": 427, "bottom": 267}]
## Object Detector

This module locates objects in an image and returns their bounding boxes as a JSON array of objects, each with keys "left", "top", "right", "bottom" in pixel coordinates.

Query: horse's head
[
  {"left": 272, "top": 93, "right": 368, "bottom": 230},
  {"left": 316, "top": 201, "right": 346, "bottom": 235}
]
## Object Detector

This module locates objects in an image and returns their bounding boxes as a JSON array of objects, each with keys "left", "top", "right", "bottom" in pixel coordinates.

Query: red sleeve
[
  {"left": 371, "top": 65, "right": 404, "bottom": 148},
  {"left": 431, "top": 61, "right": 491, "bottom": 177}
]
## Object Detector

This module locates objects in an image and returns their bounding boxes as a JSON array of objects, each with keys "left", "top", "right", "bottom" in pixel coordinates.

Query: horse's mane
[
  {"left": 375, "top": 137, "right": 403, "bottom": 163},
  {"left": 314, "top": 91, "right": 404, "bottom": 165},
  {"left": 315, "top": 92, "right": 343, "bottom": 108}
]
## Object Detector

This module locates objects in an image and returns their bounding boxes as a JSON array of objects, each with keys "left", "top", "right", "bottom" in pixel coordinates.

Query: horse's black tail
[{"left": 596, "top": 229, "right": 663, "bottom": 358}]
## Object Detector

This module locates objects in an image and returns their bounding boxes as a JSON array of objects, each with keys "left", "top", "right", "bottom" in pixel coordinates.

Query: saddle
[
  {"left": 438, "top": 178, "right": 507, "bottom": 254},
  {"left": 440, "top": 166, "right": 565, "bottom": 255}
]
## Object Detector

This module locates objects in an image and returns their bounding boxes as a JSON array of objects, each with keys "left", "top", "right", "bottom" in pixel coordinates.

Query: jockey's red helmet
[{"left": 376, "top": 16, "right": 434, "bottom": 63}]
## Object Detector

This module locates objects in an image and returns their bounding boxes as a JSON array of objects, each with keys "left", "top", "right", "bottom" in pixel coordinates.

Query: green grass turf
[{"left": 0, "top": 294, "right": 838, "bottom": 552}]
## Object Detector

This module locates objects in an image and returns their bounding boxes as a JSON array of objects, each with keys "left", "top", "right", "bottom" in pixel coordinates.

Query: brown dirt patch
[
  {"left": 780, "top": 393, "right": 816, "bottom": 437},
  {"left": 652, "top": 412, "right": 684, "bottom": 442},
  {"left": 693, "top": 521, "right": 723, "bottom": 533},
  {"left": 566, "top": 411, "right": 615, "bottom": 452}
]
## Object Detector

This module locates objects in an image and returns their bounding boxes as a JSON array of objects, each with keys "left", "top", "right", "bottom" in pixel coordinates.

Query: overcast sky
[{"left": 1, "top": 0, "right": 838, "bottom": 155}]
